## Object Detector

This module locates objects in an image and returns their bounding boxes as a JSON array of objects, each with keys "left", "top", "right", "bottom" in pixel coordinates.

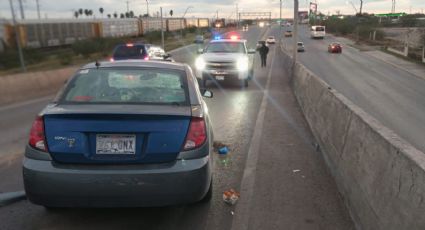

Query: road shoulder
[{"left": 232, "top": 45, "right": 354, "bottom": 230}]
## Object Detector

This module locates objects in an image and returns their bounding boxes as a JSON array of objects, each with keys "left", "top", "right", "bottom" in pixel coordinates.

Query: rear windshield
[
  {"left": 313, "top": 26, "right": 325, "bottom": 31},
  {"left": 113, "top": 45, "right": 147, "bottom": 58},
  {"left": 60, "top": 68, "right": 188, "bottom": 105}
]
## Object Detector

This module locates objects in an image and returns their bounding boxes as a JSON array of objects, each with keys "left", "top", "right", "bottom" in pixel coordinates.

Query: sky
[{"left": 0, "top": 0, "right": 424, "bottom": 20}]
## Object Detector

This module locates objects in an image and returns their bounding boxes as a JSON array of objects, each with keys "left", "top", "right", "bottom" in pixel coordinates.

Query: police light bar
[
  {"left": 126, "top": 43, "right": 134, "bottom": 47},
  {"left": 230, "top": 35, "right": 239, "bottom": 40},
  {"left": 214, "top": 36, "right": 222, "bottom": 40}
]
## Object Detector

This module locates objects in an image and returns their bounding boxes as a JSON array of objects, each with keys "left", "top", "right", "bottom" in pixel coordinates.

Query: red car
[{"left": 328, "top": 43, "right": 342, "bottom": 53}]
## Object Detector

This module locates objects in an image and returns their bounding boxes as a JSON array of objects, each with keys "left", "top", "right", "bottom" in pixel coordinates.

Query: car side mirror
[
  {"left": 197, "top": 48, "right": 204, "bottom": 54},
  {"left": 201, "top": 90, "right": 213, "bottom": 98},
  {"left": 248, "top": 49, "right": 256, "bottom": 54}
]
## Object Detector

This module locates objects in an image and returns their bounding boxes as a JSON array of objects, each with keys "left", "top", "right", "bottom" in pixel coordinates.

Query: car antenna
[{"left": 95, "top": 60, "right": 100, "bottom": 69}]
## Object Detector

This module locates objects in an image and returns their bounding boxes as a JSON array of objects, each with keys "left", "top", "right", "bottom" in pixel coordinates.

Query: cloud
[{"left": 0, "top": 0, "right": 424, "bottom": 19}]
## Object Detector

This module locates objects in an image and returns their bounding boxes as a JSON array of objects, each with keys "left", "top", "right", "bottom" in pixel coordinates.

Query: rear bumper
[{"left": 23, "top": 155, "right": 212, "bottom": 207}]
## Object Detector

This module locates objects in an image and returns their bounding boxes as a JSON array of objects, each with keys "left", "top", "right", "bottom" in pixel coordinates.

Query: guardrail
[{"left": 287, "top": 52, "right": 425, "bottom": 230}]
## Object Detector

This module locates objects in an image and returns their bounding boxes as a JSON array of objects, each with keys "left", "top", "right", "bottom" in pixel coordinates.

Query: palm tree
[
  {"left": 84, "top": 9, "right": 89, "bottom": 17},
  {"left": 113, "top": 12, "right": 118, "bottom": 18},
  {"left": 99, "top": 7, "right": 104, "bottom": 18},
  {"left": 125, "top": 12, "right": 130, "bottom": 18},
  {"left": 74, "top": 11, "right": 79, "bottom": 18},
  {"left": 88, "top": 10, "right": 93, "bottom": 17},
  {"left": 120, "top": 13, "right": 125, "bottom": 18},
  {"left": 129, "top": 11, "right": 134, "bottom": 18},
  {"left": 78, "top": 8, "right": 83, "bottom": 16},
  {"left": 107, "top": 14, "right": 111, "bottom": 18}
]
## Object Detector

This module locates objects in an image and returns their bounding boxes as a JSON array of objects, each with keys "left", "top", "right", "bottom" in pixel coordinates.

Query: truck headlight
[
  {"left": 195, "top": 57, "right": 206, "bottom": 70},
  {"left": 237, "top": 57, "right": 249, "bottom": 71}
]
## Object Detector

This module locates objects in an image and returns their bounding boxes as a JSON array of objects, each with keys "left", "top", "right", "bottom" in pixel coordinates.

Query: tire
[{"left": 200, "top": 180, "right": 212, "bottom": 203}]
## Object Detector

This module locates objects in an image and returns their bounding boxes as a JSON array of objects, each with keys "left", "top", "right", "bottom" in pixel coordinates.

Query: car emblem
[{"left": 67, "top": 138, "right": 76, "bottom": 148}]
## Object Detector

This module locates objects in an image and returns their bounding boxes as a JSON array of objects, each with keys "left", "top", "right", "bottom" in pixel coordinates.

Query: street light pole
[
  {"left": 181, "top": 6, "right": 193, "bottom": 37},
  {"left": 146, "top": 0, "right": 149, "bottom": 16},
  {"left": 293, "top": 0, "right": 299, "bottom": 68},
  {"left": 279, "top": 0, "right": 282, "bottom": 36},
  {"left": 9, "top": 0, "right": 26, "bottom": 72},
  {"left": 161, "top": 7, "right": 164, "bottom": 49}
]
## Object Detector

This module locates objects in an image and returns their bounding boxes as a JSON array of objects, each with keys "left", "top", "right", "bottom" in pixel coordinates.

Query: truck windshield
[{"left": 205, "top": 42, "right": 245, "bottom": 53}]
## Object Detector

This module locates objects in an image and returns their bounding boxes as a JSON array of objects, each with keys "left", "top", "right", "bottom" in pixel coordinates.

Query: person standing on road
[{"left": 258, "top": 43, "right": 269, "bottom": 67}]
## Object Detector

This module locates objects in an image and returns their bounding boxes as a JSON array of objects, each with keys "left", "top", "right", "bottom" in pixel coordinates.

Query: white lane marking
[
  {"left": 0, "top": 95, "right": 52, "bottom": 112},
  {"left": 0, "top": 191, "right": 26, "bottom": 207},
  {"left": 230, "top": 45, "right": 277, "bottom": 230}
]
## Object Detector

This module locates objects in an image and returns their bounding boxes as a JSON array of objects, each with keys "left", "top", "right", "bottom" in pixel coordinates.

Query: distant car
[
  {"left": 147, "top": 45, "right": 174, "bottom": 62},
  {"left": 284, "top": 30, "right": 293, "bottom": 37},
  {"left": 111, "top": 43, "right": 149, "bottom": 61},
  {"left": 266, "top": 36, "right": 276, "bottom": 44},
  {"left": 242, "top": 25, "right": 249, "bottom": 31},
  {"left": 24, "top": 60, "right": 215, "bottom": 208},
  {"left": 194, "top": 35, "right": 204, "bottom": 44},
  {"left": 328, "top": 43, "right": 342, "bottom": 53},
  {"left": 297, "top": 42, "right": 305, "bottom": 52}
]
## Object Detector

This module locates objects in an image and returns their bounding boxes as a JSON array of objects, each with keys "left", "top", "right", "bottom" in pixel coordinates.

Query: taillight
[
  {"left": 29, "top": 116, "right": 47, "bottom": 152},
  {"left": 144, "top": 56, "right": 149, "bottom": 60},
  {"left": 109, "top": 57, "right": 114, "bottom": 62},
  {"left": 183, "top": 117, "right": 207, "bottom": 151}
]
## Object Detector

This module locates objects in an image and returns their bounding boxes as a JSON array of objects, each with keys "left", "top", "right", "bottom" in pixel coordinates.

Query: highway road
[
  {"left": 0, "top": 26, "right": 353, "bottom": 229},
  {"left": 280, "top": 24, "right": 425, "bottom": 153}
]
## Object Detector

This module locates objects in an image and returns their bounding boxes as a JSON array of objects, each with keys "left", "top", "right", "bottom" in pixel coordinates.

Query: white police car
[{"left": 195, "top": 35, "right": 256, "bottom": 87}]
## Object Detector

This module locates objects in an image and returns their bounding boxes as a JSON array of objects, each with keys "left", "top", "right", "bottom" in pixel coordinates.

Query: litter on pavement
[
  {"left": 293, "top": 169, "right": 301, "bottom": 173},
  {"left": 223, "top": 189, "right": 240, "bottom": 205},
  {"left": 218, "top": 146, "right": 229, "bottom": 155}
]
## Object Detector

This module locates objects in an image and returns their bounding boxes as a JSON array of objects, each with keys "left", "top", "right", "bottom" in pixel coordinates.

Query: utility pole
[
  {"left": 216, "top": 10, "right": 219, "bottom": 20},
  {"left": 279, "top": 0, "right": 282, "bottom": 36},
  {"left": 160, "top": 7, "right": 164, "bottom": 49},
  {"left": 146, "top": 0, "right": 149, "bottom": 16},
  {"left": 293, "top": 0, "right": 299, "bottom": 68},
  {"left": 236, "top": 3, "right": 238, "bottom": 29},
  {"left": 18, "top": 0, "right": 25, "bottom": 19},
  {"left": 36, "top": 0, "right": 41, "bottom": 19},
  {"left": 9, "top": 0, "right": 26, "bottom": 72},
  {"left": 126, "top": 1, "right": 129, "bottom": 13}
]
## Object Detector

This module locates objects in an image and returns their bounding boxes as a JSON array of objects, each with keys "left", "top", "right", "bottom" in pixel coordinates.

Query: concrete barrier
[
  {"left": 292, "top": 58, "right": 425, "bottom": 229},
  {"left": 0, "top": 67, "right": 80, "bottom": 105}
]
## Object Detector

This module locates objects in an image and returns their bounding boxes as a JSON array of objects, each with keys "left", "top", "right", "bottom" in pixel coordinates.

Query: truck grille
[{"left": 205, "top": 62, "right": 236, "bottom": 70}]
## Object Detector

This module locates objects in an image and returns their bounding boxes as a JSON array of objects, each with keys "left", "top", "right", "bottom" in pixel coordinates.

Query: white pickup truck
[{"left": 195, "top": 38, "right": 256, "bottom": 87}]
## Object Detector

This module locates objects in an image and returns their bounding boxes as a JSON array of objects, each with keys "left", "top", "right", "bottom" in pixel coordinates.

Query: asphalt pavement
[
  {"left": 281, "top": 24, "right": 425, "bottom": 153},
  {"left": 0, "top": 25, "right": 354, "bottom": 230}
]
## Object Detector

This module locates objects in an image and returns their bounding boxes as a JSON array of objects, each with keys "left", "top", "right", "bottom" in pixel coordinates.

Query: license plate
[
  {"left": 96, "top": 134, "right": 136, "bottom": 154},
  {"left": 216, "top": 76, "right": 225, "bottom": 80}
]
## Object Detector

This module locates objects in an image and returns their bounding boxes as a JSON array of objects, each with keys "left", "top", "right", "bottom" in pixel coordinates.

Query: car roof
[
  {"left": 115, "top": 43, "right": 146, "bottom": 46},
  {"left": 81, "top": 60, "right": 187, "bottom": 71},
  {"left": 210, "top": 39, "right": 246, "bottom": 43}
]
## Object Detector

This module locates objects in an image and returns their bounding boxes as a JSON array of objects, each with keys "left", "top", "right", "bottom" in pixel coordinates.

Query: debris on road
[
  {"left": 223, "top": 189, "right": 240, "bottom": 205},
  {"left": 231, "top": 211, "right": 235, "bottom": 215},
  {"left": 218, "top": 146, "right": 229, "bottom": 155},
  {"left": 293, "top": 169, "right": 301, "bottom": 173},
  {"left": 213, "top": 141, "right": 227, "bottom": 151}
]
